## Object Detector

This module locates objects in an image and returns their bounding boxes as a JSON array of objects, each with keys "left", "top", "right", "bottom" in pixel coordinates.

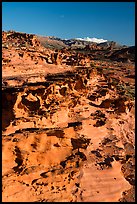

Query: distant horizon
[
  {"left": 2, "top": 29, "right": 134, "bottom": 46},
  {"left": 2, "top": 2, "right": 135, "bottom": 46}
]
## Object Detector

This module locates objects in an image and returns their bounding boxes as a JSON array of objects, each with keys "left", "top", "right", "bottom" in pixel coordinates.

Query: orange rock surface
[{"left": 2, "top": 31, "right": 135, "bottom": 202}]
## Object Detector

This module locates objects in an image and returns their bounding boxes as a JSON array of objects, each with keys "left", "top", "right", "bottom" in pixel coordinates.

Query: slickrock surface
[{"left": 2, "top": 31, "right": 135, "bottom": 202}]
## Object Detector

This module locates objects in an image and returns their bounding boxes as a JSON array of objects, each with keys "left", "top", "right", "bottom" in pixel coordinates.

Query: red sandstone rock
[{"left": 2, "top": 31, "right": 135, "bottom": 202}]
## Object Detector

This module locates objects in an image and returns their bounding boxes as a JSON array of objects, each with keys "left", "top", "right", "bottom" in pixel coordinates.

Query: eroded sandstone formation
[{"left": 2, "top": 31, "right": 135, "bottom": 202}]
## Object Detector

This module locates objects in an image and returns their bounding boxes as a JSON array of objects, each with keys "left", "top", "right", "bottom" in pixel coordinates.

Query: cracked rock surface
[{"left": 2, "top": 31, "right": 135, "bottom": 202}]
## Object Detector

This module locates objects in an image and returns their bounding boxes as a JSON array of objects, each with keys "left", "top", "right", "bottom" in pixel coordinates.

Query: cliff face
[{"left": 2, "top": 31, "right": 135, "bottom": 202}]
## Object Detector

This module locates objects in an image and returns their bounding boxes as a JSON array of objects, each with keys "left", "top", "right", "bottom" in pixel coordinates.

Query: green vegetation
[
  {"left": 116, "top": 83, "right": 135, "bottom": 99},
  {"left": 125, "top": 86, "right": 135, "bottom": 99}
]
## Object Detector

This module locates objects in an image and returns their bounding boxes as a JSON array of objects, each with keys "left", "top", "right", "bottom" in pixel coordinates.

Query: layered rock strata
[{"left": 2, "top": 31, "right": 135, "bottom": 202}]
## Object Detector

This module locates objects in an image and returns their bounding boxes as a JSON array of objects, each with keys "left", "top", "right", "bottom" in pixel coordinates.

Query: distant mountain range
[
  {"left": 37, "top": 35, "right": 134, "bottom": 62},
  {"left": 37, "top": 35, "right": 128, "bottom": 50},
  {"left": 2, "top": 30, "right": 134, "bottom": 63}
]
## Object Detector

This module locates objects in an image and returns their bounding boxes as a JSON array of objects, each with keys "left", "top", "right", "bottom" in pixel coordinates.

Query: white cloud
[{"left": 75, "top": 37, "right": 108, "bottom": 44}]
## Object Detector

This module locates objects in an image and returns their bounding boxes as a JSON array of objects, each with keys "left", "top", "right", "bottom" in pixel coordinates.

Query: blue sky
[{"left": 2, "top": 2, "right": 135, "bottom": 46}]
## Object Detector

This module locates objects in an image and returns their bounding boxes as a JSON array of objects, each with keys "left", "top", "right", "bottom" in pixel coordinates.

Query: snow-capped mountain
[
  {"left": 38, "top": 35, "right": 127, "bottom": 51},
  {"left": 75, "top": 37, "right": 108, "bottom": 44}
]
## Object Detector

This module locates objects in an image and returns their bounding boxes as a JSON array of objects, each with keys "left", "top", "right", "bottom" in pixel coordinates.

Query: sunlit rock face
[{"left": 2, "top": 31, "right": 135, "bottom": 202}]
